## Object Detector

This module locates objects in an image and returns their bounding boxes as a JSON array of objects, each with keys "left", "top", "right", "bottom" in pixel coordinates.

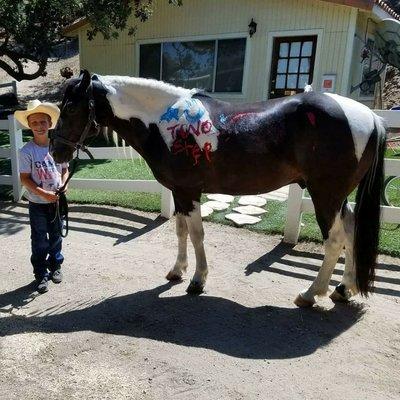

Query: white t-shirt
[{"left": 19, "top": 141, "right": 68, "bottom": 204}]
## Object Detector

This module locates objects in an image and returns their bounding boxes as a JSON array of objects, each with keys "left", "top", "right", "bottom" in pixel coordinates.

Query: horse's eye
[{"left": 66, "top": 103, "right": 77, "bottom": 115}]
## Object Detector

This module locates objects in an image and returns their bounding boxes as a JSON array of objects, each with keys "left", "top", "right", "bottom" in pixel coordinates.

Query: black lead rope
[{"left": 52, "top": 148, "right": 94, "bottom": 238}]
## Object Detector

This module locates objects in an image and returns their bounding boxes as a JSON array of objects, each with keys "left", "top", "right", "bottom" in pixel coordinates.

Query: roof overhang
[
  {"left": 373, "top": 1, "right": 400, "bottom": 20},
  {"left": 319, "top": 0, "right": 374, "bottom": 10},
  {"left": 63, "top": 18, "right": 88, "bottom": 36}
]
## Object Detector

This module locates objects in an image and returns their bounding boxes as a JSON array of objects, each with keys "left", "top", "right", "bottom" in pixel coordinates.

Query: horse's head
[{"left": 51, "top": 70, "right": 102, "bottom": 163}]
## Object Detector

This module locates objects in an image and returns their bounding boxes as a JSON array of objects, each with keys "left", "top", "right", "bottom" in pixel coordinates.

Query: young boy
[{"left": 15, "top": 100, "right": 69, "bottom": 294}]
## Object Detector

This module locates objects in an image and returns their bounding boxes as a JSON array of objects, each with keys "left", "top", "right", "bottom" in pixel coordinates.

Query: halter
[{"left": 50, "top": 84, "right": 100, "bottom": 160}]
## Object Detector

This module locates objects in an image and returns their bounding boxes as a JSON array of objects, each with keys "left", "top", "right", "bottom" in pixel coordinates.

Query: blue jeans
[{"left": 28, "top": 202, "right": 64, "bottom": 280}]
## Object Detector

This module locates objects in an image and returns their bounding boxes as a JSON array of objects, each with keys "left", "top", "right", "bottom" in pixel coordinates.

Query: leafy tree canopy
[{"left": 0, "top": 0, "right": 182, "bottom": 81}]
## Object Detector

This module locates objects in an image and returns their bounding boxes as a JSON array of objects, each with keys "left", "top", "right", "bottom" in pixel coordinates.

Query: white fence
[
  {"left": 0, "top": 116, "right": 23, "bottom": 201},
  {"left": 1, "top": 111, "right": 399, "bottom": 226},
  {"left": 0, "top": 116, "right": 174, "bottom": 218},
  {"left": 284, "top": 109, "right": 400, "bottom": 244}
]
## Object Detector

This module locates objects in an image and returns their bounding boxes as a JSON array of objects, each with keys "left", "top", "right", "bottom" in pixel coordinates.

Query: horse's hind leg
[
  {"left": 330, "top": 203, "right": 358, "bottom": 302},
  {"left": 166, "top": 213, "right": 188, "bottom": 281},
  {"left": 185, "top": 202, "right": 208, "bottom": 294},
  {"left": 294, "top": 203, "right": 345, "bottom": 307}
]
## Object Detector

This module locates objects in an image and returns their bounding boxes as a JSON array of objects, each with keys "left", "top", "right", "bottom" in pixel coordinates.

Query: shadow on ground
[
  {"left": 246, "top": 242, "right": 400, "bottom": 298},
  {"left": 0, "top": 202, "right": 166, "bottom": 243},
  {"left": 0, "top": 281, "right": 365, "bottom": 360}
]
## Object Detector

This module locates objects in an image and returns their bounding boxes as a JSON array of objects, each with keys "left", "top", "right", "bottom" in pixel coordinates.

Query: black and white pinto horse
[{"left": 51, "top": 70, "right": 385, "bottom": 307}]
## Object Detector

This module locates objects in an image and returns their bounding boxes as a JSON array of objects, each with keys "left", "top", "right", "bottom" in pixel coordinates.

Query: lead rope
[{"left": 52, "top": 151, "right": 81, "bottom": 238}]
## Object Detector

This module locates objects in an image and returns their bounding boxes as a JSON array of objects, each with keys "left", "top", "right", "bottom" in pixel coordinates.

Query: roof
[
  {"left": 375, "top": 0, "right": 400, "bottom": 20},
  {"left": 63, "top": 18, "right": 88, "bottom": 36},
  {"left": 62, "top": 0, "right": 400, "bottom": 35}
]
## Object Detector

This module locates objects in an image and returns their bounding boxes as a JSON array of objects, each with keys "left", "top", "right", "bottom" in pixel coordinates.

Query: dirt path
[{"left": 0, "top": 202, "right": 399, "bottom": 400}]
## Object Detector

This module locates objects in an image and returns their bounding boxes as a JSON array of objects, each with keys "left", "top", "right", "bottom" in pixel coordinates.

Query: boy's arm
[{"left": 20, "top": 173, "right": 59, "bottom": 202}]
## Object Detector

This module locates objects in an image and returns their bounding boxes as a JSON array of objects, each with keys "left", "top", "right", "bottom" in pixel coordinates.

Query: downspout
[{"left": 341, "top": 7, "right": 358, "bottom": 95}]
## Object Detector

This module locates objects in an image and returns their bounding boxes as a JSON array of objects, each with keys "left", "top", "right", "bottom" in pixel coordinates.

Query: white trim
[
  {"left": 372, "top": 4, "right": 394, "bottom": 21},
  {"left": 263, "top": 29, "right": 324, "bottom": 100},
  {"left": 135, "top": 32, "right": 250, "bottom": 99},
  {"left": 341, "top": 8, "right": 357, "bottom": 95}
]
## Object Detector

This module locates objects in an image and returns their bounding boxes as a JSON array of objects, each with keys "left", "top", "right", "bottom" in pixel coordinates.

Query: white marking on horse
[
  {"left": 159, "top": 98, "right": 219, "bottom": 152},
  {"left": 98, "top": 75, "right": 219, "bottom": 154},
  {"left": 98, "top": 75, "right": 193, "bottom": 126},
  {"left": 324, "top": 93, "right": 374, "bottom": 161}
]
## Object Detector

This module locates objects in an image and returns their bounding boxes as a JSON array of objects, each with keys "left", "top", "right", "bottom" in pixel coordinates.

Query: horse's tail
[{"left": 354, "top": 112, "right": 386, "bottom": 296}]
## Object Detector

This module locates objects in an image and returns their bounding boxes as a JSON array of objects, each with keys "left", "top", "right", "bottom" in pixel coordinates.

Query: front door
[{"left": 269, "top": 36, "right": 317, "bottom": 99}]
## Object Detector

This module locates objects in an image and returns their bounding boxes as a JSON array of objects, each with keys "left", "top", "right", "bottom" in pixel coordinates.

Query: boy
[{"left": 15, "top": 100, "right": 69, "bottom": 293}]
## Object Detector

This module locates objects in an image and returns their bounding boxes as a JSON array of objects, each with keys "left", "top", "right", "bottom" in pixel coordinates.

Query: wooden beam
[{"left": 319, "top": 0, "right": 374, "bottom": 10}]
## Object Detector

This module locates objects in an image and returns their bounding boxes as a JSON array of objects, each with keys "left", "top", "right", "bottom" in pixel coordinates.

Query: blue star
[{"left": 160, "top": 107, "right": 180, "bottom": 122}]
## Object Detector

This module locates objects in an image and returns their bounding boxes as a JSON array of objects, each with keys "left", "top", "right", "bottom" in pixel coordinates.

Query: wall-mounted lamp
[{"left": 248, "top": 18, "right": 257, "bottom": 37}]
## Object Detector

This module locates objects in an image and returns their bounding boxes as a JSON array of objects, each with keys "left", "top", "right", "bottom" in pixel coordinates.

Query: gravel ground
[{"left": 0, "top": 201, "right": 399, "bottom": 400}]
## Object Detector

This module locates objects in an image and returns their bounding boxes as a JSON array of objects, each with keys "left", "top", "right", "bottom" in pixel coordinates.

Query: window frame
[
  {"left": 135, "top": 33, "right": 250, "bottom": 99},
  {"left": 264, "top": 29, "right": 323, "bottom": 101}
]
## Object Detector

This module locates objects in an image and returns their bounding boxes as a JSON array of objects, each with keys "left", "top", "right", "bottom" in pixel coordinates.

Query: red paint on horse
[{"left": 307, "top": 112, "right": 316, "bottom": 127}]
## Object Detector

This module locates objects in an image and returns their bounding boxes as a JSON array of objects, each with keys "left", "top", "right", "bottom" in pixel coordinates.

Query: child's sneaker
[
  {"left": 51, "top": 268, "right": 63, "bottom": 284},
  {"left": 37, "top": 276, "right": 49, "bottom": 293}
]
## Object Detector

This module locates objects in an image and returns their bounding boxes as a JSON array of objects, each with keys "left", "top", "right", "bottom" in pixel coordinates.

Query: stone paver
[
  {"left": 202, "top": 201, "right": 230, "bottom": 211},
  {"left": 201, "top": 205, "right": 214, "bottom": 217},
  {"left": 238, "top": 195, "right": 266, "bottom": 207},
  {"left": 225, "top": 213, "right": 261, "bottom": 226},
  {"left": 232, "top": 205, "right": 267, "bottom": 215},
  {"left": 206, "top": 194, "right": 234, "bottom": 203}
]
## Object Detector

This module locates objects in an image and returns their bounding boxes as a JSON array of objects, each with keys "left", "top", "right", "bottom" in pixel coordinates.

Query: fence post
[
  {"left": 12, "top": 81, "right": 17, "bottom": 98},
  {"left": 161, "top": 186, "right": 174, "bottom": 218},
  {"left": 283, "top": 183, "right": 304, "bottom": 244},
  {"left": 8, "top": 115, "right": 23, "bottom": 201}
]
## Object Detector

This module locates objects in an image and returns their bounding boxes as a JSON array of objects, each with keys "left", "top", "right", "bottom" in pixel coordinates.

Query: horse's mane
[
  {"left": 97, "top": 75, "right": 196, "bottom": 99},
  {"left": 96, "top": 75, "right": 199, "bottom": 126}
]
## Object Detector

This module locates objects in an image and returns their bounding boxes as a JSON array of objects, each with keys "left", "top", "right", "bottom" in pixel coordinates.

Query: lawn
[{"left": 0, "top": 129, "right": 399, "bottom": 257}]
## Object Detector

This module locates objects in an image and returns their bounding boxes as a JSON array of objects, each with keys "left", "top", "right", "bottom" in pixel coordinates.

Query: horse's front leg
[
  {"left": 166, "top": 213, "right": 189, "bottom": 281},
  {"left": 185, "top": 201, "right": 208, "bottom": 294}
]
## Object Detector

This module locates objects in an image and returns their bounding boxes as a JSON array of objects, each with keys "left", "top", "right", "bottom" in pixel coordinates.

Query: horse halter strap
[{"left": 52, "top": 84, "right": 99, "bottom": 160}]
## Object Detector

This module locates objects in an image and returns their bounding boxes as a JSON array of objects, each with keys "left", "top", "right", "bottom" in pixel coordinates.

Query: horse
[{"left": 50, "top": 70, "right": 386, "bottom": 307}]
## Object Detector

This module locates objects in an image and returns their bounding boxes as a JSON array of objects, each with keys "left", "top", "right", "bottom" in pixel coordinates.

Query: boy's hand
[{"left": 42, "top": 190, "right": 59, "bottom": 203}]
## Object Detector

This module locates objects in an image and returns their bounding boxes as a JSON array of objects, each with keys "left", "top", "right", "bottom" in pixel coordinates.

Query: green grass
[{"left": 0, "top": 129, "right": 399, "bottom": 256}]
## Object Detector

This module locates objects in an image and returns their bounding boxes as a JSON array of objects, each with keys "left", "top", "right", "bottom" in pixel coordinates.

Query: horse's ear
[{"left": 78, "top": 69, "right": 92, "bottom": 93}]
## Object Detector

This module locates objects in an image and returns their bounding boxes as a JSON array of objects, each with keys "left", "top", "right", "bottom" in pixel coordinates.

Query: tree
[{"left": 0, "top": 0, "right": 182, "bottom": 81}]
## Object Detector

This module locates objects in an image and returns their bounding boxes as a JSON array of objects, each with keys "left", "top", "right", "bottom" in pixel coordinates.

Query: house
[{"left": 64, "top": 0, "right": 400, "bottom": 107}]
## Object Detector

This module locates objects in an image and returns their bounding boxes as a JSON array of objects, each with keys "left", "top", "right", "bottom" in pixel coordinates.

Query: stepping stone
[
  {"left": 206, "top": 194, "right": 234, "bottom": 203},
  {"left": 238, "top": 195, "right": 266, "bottom": 207},
  {"left": 202, "top": 201, "right": 230, "bottom": 211},
  {"left": 201, "top": 205, "right": 213, "bottom": 217},
  {"left": 233, "top": 205, "right": 267, "bottom": 215},
  {"left": 225, "top": 213, "right": 261, "bottom": 226},
  {"left": 259, "top": 186, "right": 289, "bottom": 202}
]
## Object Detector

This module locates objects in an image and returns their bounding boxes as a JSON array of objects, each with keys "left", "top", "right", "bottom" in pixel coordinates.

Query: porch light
[{"left": 248, "top": 18, "right": 257, "bottom": 37}]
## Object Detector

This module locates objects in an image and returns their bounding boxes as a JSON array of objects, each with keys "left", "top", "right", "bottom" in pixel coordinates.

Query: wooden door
[{"left": 269, "top": 36, "right": 317, "bottom": 99}]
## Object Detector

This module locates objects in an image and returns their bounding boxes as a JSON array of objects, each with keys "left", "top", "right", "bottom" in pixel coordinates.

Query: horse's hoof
[
  {"left": 329, "top": 285, "right": 350, "bottom": 303},
  {"left": 166, "top": 271, "right": 183, "bottom": 282},
  {"left": 186, "top": 280, "right": 204, "bottom": 295},
  {"left": 294, "top": 293, "right": 315, "bottom": 308}
]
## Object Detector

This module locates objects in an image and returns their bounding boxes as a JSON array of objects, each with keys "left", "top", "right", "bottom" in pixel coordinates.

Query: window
[{"left": 139, "top": 38, "right": 246, "bottom": 93}]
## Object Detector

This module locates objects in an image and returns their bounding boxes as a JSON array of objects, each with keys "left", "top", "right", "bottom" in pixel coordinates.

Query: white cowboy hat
[{"left": 14, "top": 99, "right": 60, "bottom": 129}]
